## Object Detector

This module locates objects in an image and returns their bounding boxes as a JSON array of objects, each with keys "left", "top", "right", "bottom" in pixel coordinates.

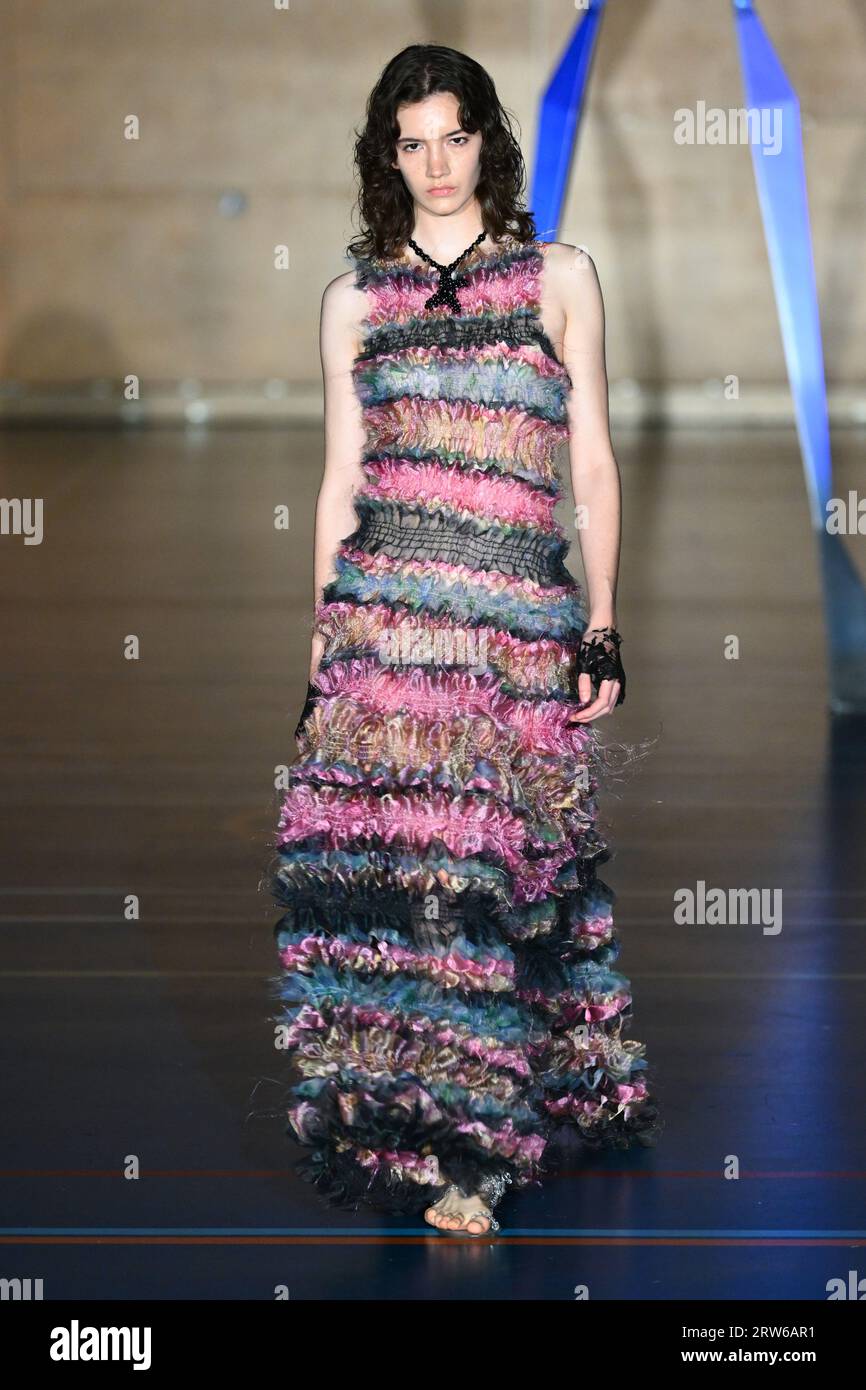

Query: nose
[{"left": 426, "top": 142, "right": 449, "bottom": 179}]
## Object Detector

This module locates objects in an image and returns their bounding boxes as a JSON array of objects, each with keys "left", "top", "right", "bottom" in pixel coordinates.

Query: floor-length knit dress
[{"left": 267, "top": 236, "right": 662, "bottom": 1215}]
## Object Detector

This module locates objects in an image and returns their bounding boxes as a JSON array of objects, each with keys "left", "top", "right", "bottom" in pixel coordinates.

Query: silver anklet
[{"left": 476, "top": 1170, "right": 513, "bottom": 1210}]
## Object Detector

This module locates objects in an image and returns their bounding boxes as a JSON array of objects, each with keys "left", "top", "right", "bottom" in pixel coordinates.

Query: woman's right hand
[
  {"left": 293, "top": 681, "right": 318, "bottom": 743},
  {"left": 295, "top": 635, "right": 326, "bottom": 742},
  {"left": 308, "top": 631, "right": 325, "bottom": 682}
]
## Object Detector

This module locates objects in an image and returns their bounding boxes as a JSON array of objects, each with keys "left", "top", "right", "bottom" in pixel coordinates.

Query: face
[{"left": 390, "top": 91, "right": 482, "bottom": 215}]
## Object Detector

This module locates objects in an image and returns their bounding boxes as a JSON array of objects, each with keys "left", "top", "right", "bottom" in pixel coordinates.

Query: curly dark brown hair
[{"left": 347, "top": 44, "right": 536, "bottom": 263}]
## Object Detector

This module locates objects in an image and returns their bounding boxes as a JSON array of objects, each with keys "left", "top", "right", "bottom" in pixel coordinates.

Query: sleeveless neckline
[
  {"left": 361, "top": 236, "right": 534, "bottom": 283},
  {"left": 349, "top": 236, "right": 570, "bottom": 382}
]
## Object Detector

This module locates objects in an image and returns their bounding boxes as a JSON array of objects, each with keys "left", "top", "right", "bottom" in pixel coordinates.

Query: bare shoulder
[
  {"left": 535, "top": 239, "right": 602, "bottom": 303},
  {"left": 321, "top": 267, "right": 367, "bottom": 322},
  {"left": 319, "top": 267, "right": 368, "bottom": 360}
]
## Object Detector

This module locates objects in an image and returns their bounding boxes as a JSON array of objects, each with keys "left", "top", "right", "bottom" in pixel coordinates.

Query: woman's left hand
[
  {"left": 566, "top": 623, "right": 626, "bottom": 722},
  {"left": 566, "top": 671, "right": 623, "bottom": 721}
]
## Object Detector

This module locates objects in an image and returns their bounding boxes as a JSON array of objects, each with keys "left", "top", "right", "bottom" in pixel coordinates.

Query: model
[{"left": 266, "top": 43, "right": 662, "bottom": 1237}]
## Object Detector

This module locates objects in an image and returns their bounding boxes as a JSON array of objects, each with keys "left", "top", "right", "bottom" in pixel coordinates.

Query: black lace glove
[
  {"left": 575, "top": 626, "right": 626, "bottom": 706},
  {"left": 293, "top": 681, "right": 319, "bottom": 742}
]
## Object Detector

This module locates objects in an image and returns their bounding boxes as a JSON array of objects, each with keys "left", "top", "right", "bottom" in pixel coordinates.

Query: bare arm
[
  {"left": 308, "top": 271, "right": 368, "bottom": 679},
  {"left": 556, "top": 245, "right": 624, "bottom": 718},
  {"left": 559, "top": 246, "right": 621, "bottom": 630}
]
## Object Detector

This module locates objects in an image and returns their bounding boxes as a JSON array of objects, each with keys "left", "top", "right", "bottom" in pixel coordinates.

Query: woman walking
[{"left": 266, "top": 43, "right": 661, "bottom": 1237}]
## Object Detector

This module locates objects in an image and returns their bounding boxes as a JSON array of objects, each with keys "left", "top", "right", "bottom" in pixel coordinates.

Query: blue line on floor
[{"left": 3, "top": 1227, "right": 866, "bottom": 1238}]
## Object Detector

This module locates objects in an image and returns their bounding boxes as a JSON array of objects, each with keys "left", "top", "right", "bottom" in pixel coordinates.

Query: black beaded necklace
[{"left": 406, "top": 230, "right": 487, "bottom": 314}]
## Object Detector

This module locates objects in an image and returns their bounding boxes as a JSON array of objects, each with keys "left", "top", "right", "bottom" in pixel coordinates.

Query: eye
[{"left": 398, "top": 135, "right": 470, "bottom": 154}]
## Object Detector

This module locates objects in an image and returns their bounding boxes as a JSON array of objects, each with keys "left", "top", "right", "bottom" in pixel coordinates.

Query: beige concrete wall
[{"left": 1, "top": 0, "right": 864, "bottom": 389}]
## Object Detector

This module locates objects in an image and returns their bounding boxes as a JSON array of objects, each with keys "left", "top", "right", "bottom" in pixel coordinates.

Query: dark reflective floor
[{"left": 1, "top": 423, "right": 864, "bottom": 1299}]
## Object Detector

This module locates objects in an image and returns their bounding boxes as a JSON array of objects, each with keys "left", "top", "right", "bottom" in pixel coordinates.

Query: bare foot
[{"left": 423, "top": 1184, "right": 496, "bottom": 1234}]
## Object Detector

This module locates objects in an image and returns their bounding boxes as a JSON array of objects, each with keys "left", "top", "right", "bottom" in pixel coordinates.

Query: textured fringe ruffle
[
  {"left": 361, "top": 397, "right": 569, "bottom": 491},
  {"left": 327, "top": 547, "right": 585, "bottom": 642},
  {"left": 313, "top": 600, "right": 577, "bottom": 696},
  {"left": 363, "top": 456, "right": 560, "bottom": 531},
  {"left": 354, "top": 341, "right": 571, "bottom": 418}
]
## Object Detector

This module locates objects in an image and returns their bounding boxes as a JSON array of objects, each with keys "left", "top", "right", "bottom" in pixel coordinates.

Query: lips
[{"left": 428, "top": 186, "right": 455, "bottom": 195}]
